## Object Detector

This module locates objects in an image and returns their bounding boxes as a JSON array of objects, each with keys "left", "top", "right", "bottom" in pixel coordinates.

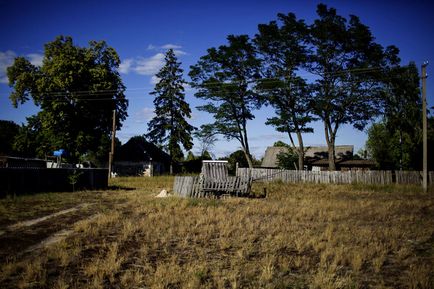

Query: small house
[
  {"left": 261, "top": 145, "right": 374, "bottom": 171},
  {"left": 113, "top": 136, "right": 171, "bottom": 176}
]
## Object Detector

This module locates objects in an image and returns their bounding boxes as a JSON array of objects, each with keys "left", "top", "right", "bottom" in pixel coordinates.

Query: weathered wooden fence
[
  {"left": 173, "top": 176, "right": 202, "bottom": 198},
  {"left": 173, "top": 175, "right": 251, "bottom": 198},
  {"left": 236, "top": 168, "right": 434, "bottom": 185}
]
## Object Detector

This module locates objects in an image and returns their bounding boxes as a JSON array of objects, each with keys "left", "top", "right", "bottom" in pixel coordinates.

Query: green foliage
[
  {"left": 68, "top": 169, "right": 83, "bottom": 192},
  {"left": 273, "top": 141, "right": 287, "bottom": 147},
  {"left": 0, "top": 120, "right": 20, "bottom": 156},
  {"left": 219, "top": 149, "right": 261, "bottom": 174},
  {"left": 273, "top": 141, "right": 298, "bottom": 170},
  {"left": 255, "top": 13, "right": 314, "bottom": 169},
  {"left": 219, "top": 150, "right": 248, "bottom": 174},
  {"left": 366, "top": 122, "right": 420, "bottom": 170},
  {"left": 7, "top": 36, "right": 128, "bottom": 163},
  {"left": 383, "top": 62, "right": 421, "bottom": 132},
  {"left": 367, "top": 117, "right": 434, "bottom": 170},
  {"left": 307, "top": 4, "right": 399, "bottom": 170},
  {"left": 146, "top": 49, "right": 194, "bottom": 162},
  {"left": 366, "top": 62, "right": 427, "bottom": 170},
  {"left": 189, "top": 35, "right": 262, "bottom": 168}
]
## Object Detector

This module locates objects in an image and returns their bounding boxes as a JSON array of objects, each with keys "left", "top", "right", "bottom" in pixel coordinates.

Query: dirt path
[
  {"left": 0, "top": 204, "right": 96, "bottom": 262},
  {"left": 0, "top": 203, "right": 92, "bottom": 235}
]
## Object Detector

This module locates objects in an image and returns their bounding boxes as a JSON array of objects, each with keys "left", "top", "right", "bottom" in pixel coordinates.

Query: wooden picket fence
[{"left": 236, "top": 168, "right": 434, "bottom": 185}]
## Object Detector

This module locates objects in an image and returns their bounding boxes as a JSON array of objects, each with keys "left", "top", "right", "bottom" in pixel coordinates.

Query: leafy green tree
[
  {"left": 220, "top": 150, "right": 250, "bottom": 175},
  {"left": 367, "top": 62, "right": 426, "bottom": 170},
  {"left": 272, "top": 141, "right": 299, "bottom": 170},
  {"left": 186, "top": 151, "right": 196, "bottom": 161},
  {"left": 383, "top": 62, "right": 421, "bottom": 169},
  {"left": 366, "top": 122, "right": 421, "bottom": 170},
  {"left": 0, "top": 120, "right": 20, "bottom": 156},
  {"left": 255, "top": 13, "right": 314, "bottom": 170},
  {"left": 146, "top": 49, "right": 194, "bottom": 169},
  {"left": 189, "top": 35, "right": 262, "bottom": 168},
  {"left": 307, "top": 4, "right": 399, "bottom": 170},
  {"left": 7, "top": 36, "right": 127, "bottom": 162}
]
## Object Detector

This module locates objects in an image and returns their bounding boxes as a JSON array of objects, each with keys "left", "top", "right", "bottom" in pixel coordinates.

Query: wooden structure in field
[{"left": 173, "top": 160, "right": 252, "bottom": 198}]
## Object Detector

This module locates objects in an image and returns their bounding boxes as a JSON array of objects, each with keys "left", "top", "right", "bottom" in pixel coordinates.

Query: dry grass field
[{"left": 0, "top": 176, "right": 433, "bottom": 289}]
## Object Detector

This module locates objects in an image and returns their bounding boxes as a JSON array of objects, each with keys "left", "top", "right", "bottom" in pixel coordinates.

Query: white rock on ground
[{"left": 156, "top": 189, "right": 170, "bottom": 198}]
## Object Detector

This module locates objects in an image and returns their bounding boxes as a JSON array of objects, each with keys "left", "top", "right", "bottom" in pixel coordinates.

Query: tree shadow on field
[{"left": 107, "top": 185, "right": 135, "bottom": 191}]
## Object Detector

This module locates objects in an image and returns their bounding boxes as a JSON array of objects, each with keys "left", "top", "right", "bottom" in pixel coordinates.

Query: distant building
[
  {"left": 261, "top": 145, "right": 374, "bottom": 171},
  {"left": 113, "top": 136, "right": 171, "bottom": 176},
  {"left": 262, "top": 145, "right": 353, "bottom": 167}
]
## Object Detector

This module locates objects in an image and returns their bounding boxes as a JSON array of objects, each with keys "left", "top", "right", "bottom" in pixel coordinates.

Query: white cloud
[
  {"left": 0, "top": 50, "right": 16, "bottom": 84},
  {"left": 134, "top": 53, "right": 165, "bottom": 76},
  {"left": 135, "top": 107, "right": 156, "bottom": 123},
  {"left": 150, "top": 75, "right": 160, "bottom": 84},
  {"left": 161, "top": 44, "right": 182, "bottom": 50},
  {"left": 173, "top": 49, "right": 187, "bottom": 56},
  {"left": 119, "top": 44, "right": 187, "bottom": 76},
  {"left": 118, "top": 58, "right": 133, "bottom": 74},
  {"left": 26, "top": 53, "right": 43, "bottom": 67}
]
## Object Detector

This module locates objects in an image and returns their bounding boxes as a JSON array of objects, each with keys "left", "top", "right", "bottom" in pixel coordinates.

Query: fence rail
[{"left": 236, "top": 168, "right": 434, "bottom": 185}]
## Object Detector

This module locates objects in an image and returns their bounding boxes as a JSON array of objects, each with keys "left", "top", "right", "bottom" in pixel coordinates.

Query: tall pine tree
[{"left": 146, "top": 49, "right": 194, "bottom": 171}]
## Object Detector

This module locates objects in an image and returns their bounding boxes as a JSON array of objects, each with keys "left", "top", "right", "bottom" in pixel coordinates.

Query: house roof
[
  {"left": 261, "top": 147, "right": 287, "bottom": 168},
  {"left": 115, "top": 136, "right": 171, "bottom": 163},
  {"left": 310, "top": 159, "right": 376, "bottom": 167},
  {"left": 261, "top": 145, "right": 354, "bottom": 168}
]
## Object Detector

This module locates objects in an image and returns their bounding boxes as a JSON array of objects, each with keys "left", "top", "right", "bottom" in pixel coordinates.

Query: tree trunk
[
  {"left": 324, "top": 122, "right": 336, "bottom": 171},
  {"left": 241, "top": 121, "right": 253, "bottom": 169},
  {"left": 327, "top": 142, "right": 336, "bottom": 171},
  {"left": 243, "top": 148, "right": 253, "bottom": 169},
  {"left": 296, "top": 131, "right": 305, "bottom": 170}
]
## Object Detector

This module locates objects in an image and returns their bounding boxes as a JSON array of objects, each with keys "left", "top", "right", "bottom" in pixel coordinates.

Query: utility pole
[
  {"left": 422, "top": 62, "right": 428, "bottom": 192},
  {"left": 108, "top": 109, "right": 116, "bottom": 179}
]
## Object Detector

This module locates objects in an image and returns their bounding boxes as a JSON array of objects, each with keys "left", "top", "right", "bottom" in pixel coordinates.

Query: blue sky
[{"left": 1, "top": 0, "right": 433, "bottom": 158}]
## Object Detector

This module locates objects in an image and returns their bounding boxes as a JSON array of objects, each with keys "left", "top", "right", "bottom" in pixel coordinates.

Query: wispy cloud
[
  {"left": 147, "top": 44, "right": 157, "bottom": 50},
  {"left": 0, "top": 50, "right": 16, "bottom": 84},
  {"left": 150, "top": 75, "right": 161, "bottom": 84},
  {"left": 134, "top": 53, "right": 165, "bottom": 76},
  {"left": 27, "top": 53, "right": 43, "bottom": 67},
  {"left": 119, "top": 58, "right": 133, "bottom": 74},
  {"left": 119, "top": 44, "right": 187, "bottom": 79},
  {"left": 135, "top": 107, "right": 156, "bottom": 123},
  {"left": 161, "top": 44, "right": 182, "bottom": 50},
  {"left": 173, "top": 49, "right": 187, "bottom": 56}
]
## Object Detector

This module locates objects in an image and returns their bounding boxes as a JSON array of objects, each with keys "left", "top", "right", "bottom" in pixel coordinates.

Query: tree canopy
[
  {"left": 7, "top": 36, "right": 128, "bottom": 163},
  {"left": 146, "top": 49, "right": 194, "bottom": 164},
  {"left": 366, "top": 62, "right": 425, "bottom": 170},
  {"left": 255, "top": 13, "right": 314, "bottom": 170},
  {"left": 189, "top": 35, "right": 262, "bottom": 168},
  {"left": 0, "top": 120, "right": 20, "bottom": 156},
  {"left": 307, "top": 4, "right": 400, "bottom": 170}
]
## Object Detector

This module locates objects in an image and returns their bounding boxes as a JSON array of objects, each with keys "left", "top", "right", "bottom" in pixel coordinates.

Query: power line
[{"left": 0, "top": 66, "right": 406, "bottom": 101}]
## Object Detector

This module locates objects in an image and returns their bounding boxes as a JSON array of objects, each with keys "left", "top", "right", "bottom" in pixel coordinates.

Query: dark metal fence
[{"left": 0, "top": 168, "right": 108, "bottom": 197}]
